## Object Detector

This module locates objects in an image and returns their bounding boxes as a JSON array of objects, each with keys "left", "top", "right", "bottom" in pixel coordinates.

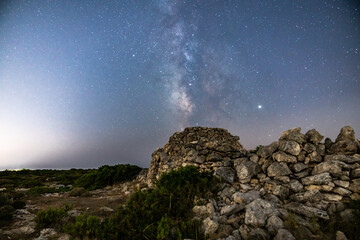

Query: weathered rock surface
[{"left": 144, "top": 126, "right": 360, "bottom": 239}]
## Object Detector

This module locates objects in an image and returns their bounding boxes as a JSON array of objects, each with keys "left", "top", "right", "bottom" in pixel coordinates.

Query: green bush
[
  {"left": 21, "top": 179, "right": 45, "bottom": 188},
  {"left": 64, "top": 214, "right": 102, "bottom": 239},
  {"left": 75, "top": 164, "right": 142, "bottom": 190},
  {"left": 36, "top": 207, "right": 68, "bottom": 229}
]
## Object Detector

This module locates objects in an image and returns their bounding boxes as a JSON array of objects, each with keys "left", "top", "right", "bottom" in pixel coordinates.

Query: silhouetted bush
[{"left": 74, "top": 164, "right": 142, "bottom": 190}]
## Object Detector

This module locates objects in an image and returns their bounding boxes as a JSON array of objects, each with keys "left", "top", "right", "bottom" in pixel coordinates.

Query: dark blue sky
[{"left": 0, "top": 0, "right": 359, "bottom": 169}]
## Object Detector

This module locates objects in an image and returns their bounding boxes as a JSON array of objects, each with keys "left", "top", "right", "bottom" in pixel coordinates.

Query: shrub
[
  {"left": 35, "top": 207, "right": 68, "bottom": 229},
  {"left": 64, "top": 214, "right": 102, "bottom": 239},
  {"left": 75, "top": 164, "right": 142, "bottom": 190},
  {"left": 21, "top": 179, "right": 45, "bottom": 188}
]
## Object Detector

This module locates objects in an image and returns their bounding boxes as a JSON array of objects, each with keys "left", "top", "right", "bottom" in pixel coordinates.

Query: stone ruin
[{"left": 146, "top": 126, "right": 360, "bottom": 240}]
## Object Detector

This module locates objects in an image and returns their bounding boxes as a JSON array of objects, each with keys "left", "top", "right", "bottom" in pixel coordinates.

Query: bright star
[{"left": 258, "top": 105, "right": 262, "bottom": 109}]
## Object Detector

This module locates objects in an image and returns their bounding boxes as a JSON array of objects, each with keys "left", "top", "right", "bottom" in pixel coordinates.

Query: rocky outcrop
[
  {"left": 147, "top": 127, "right": 247, "bottom": 186},
  {"left": 147, "top": 126, "right": 360, "bottom": 239}
]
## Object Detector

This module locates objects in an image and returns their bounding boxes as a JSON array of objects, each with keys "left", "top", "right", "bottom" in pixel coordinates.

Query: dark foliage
[{"left": 74, "top": 164, "right": 142, "bottom": 190}]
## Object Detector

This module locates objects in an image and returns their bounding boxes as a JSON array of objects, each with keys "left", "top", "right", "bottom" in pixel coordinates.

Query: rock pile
[
  {"left": 147, "top": 127, "right": 247, "bottom": 186},
  {"left": 147, "top": 126, "right": 360, "bottom": 240}
]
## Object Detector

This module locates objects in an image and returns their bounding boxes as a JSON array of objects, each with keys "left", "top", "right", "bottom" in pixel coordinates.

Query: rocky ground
[{"left": 0, "top": 171, "right": 147, "bottom": 240}]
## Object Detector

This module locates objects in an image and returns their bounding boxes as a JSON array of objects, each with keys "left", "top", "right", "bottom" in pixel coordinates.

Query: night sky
[{"left": 0, "top": 0, "right": 359, "bottom": 170}]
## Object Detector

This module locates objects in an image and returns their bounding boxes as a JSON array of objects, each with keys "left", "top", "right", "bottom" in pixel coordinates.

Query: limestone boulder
[
  {"left": 267, "top": 162, "right": 292, "bottom": 177},
  {"left": 215, "top": 167, "right": 235, "bottom": 183},
  {"left": 305, "top": 129, "right": 324, "bottom": 144},
  {"left": 258, "top": 142, "right": 279, "bottom": 158},
  {"left": 235, "top": 160, "right": 261, "bottom": 183},
  {"left": 301, "top": 172, "right": 332, "bottom": 185},
  {"left": 272, "top": 151, "right": 297, "bottom": 163},
  {"left": 279, "top": 127, "right": 306, "bottom": 144},
  {"left": 336, "top": 126, "right": 355, "bottom": 142},
  {"left": 245, "top": 199, "right": 279, "bottom": 227},
  {"left": 279, "top": 140, "right": 301, "bottom": 156}
]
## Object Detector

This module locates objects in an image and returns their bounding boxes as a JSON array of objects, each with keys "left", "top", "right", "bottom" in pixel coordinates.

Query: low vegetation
[
  {"left": 74, "top": 164, "right": 142, "bottom": 190},
  {"left": 34, "top": 166, "right": 217, "bottom": 240},
  {"left": 0, "top": 164, "right": 142, "bottom": 229}
]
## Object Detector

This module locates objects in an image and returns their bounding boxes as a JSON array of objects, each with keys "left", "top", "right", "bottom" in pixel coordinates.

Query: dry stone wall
[{"left": 146, "top": 126, "right": 360, "bottom": 240}]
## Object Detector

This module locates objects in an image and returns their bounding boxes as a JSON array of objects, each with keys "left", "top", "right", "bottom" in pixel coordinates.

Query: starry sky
[{"left": 0, "top": 0, "right": 359, "bottom": 170}]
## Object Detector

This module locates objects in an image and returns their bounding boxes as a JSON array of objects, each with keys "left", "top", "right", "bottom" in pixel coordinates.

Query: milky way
[{"left": 0, "top": 1, "right": 359, "bottom": 169}]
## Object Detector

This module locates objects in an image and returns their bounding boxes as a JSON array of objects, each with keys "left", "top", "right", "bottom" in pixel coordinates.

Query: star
[{"left": 258, "top": 105, "right": 262, "bottom": 109}]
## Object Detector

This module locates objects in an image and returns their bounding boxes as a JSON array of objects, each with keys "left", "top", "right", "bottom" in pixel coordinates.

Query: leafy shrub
[
  {"left": 249, "top": 145, "right": 263, "bottom": 154},
  {"left": 64, "top": 214, "right": 102, "bottom": 239},
  {"left": 21, "top": 179, "right": 45, "bottom": 188},
  {"left": 36, "top": 207, "right": 68, "bottom": 229},
  {"left": 75, "top": 164, "right": 142, "bottom": 190}
]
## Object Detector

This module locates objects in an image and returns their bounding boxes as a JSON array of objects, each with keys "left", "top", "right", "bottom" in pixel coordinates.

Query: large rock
[
  {"left": 232, "top": 190, "right": 260, "bottom": 204},
  {"left": 325, "top": 154, "right": 360, "bottom": 164},
  {"left": 292, "top": 163, "right": 308, "bottom": 172},
  {"left": 266, "top": 215, "right": 284, "bottom": 236},
  {"left": 279, "top": 127, "right": 306, "bottom": 144},
  {"left": 285, "top": 202, "right": 329, "bottom": 220},
  {"left": 215, "top": 167, "right": 235, "bottom": 183},
  {"left": 202, "top": 217, "right": 219, "bottom": 236},
  {"left": 272, "top": 151, "right": 297, "bottom": 163},
  {"left": 279, "top": 140, "right": 301, "bottom": 156},
  {"left": 289, "top": 180, "right": 304, "bottom": 192},
  {"left": 235, "top": 160, "right": 261, "bottom": 183},
  {"left": 245, "top": 199, "right": 279, "bottom": 227},
  {"left": 147, "top": 127, "right": 246, "bottom": 185},
  {"left": 267, "top": 162, "right": 292, "bottom": 177},
  {"left": 329, "top": 140, "right": 359, "bottom": 155},
  {"left": 305, "top": 129, "right": 324, "bottom": 144},
  {"left": 274, "top": 229, "right": 295, "bottom": 240},
  {"left": 312, "top": 161, "right": 342, "bottom": 177},
  {"left": 258, "top": 142, "right": 279, "bottom": 158},
  {"left": 336, "top": 126, "right": 355, "bottom": 142},
  {"left": 301, "top": 172, "right": 332, "bottom": 185},
  {"left": 348, "top": 179, "right": 360, "bottom": 192},
  {"left": 220, "top": 204, "right": 244, "bottom": 216}
]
